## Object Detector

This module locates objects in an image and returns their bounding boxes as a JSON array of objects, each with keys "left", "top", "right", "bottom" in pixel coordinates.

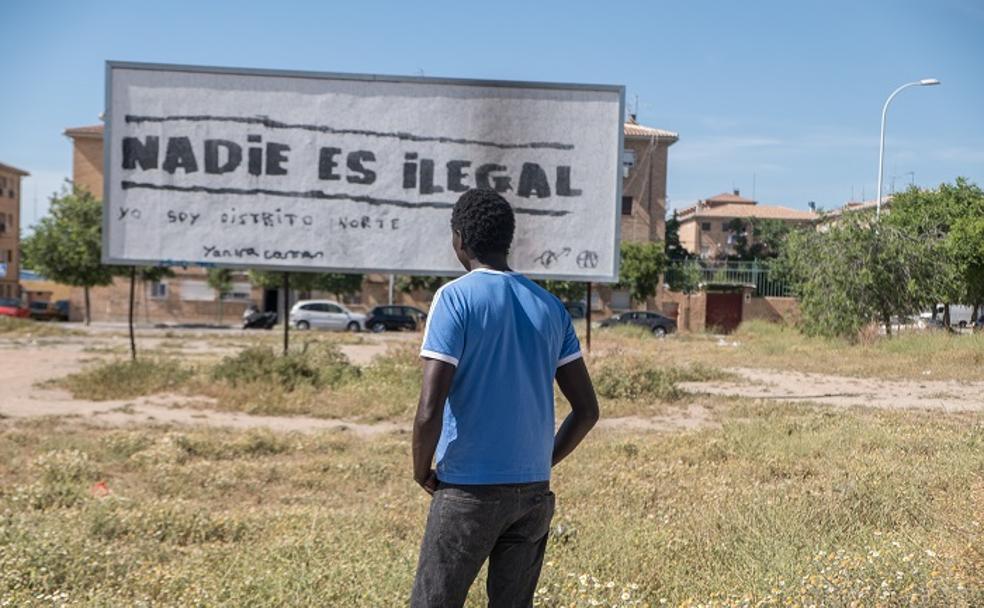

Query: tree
[
  {"left": 778, "top": 211, "right": 945, "bottom": 339},
  {"left": 664, "top": 211, "right": 691, "bottom": 260},
  {"left": 248, "top": 270, "right": 364, "bottom": 300},
  {"left": 537, "top": 281, "right": 587, "bottom": 302},
  {"left": 725, "top": 217, "right": 791, "bottom": 261},
  {"left": 109, "top": 265, "right": 174, "bottom": 360},
  {"left": 21, "top": 186, "right": 113, "bottom": 325},
  {"left": 206, "top": 268, "right": 234, "bottom": 324},
  {"left": 397, "top": 275, "right": 447, "bottom": 295},
  {"left": 616, "top": 241, "right": 667, "bottom": 305},
  {"left": 885, "top": 178, "right": 984, "bottom": 325}
]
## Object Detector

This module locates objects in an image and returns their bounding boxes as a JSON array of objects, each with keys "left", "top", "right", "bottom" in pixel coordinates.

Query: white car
[{"left": 289, "top": 300, "right": 366, "bottom": 331}]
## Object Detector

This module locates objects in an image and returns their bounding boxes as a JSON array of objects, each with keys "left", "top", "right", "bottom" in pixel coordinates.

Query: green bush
[
  {"left": 592, "top": 359, "right": 727, "bottom": 401},
  {"left": 210, "top": 343, "right": 360, "bottom": 391}
]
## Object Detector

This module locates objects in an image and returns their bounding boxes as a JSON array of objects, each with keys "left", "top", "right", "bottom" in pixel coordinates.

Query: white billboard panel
[{"left": 105, "top": 62, "right": 624, "bottom": 281}]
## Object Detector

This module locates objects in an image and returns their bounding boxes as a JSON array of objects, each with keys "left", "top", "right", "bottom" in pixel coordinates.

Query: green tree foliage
[
  {"left": 397, "top": 275, "right": 447, "bottom": 295},
  {"left": 21, "top": 186, "right": 113, "bottom": 325},
  {"left": 725, "top": 218, "right": 791, "bottom": 261},
  {"left": 885, "top": 178, "right": 984, "bottom": 316},
  {"left": 617, "top": 241, "right": 667, "bottom": 304},
  {"left": 248, "top": 271, "right": 364, "bottom": 300},
  {"left": 665, "top": 259, "right": 703, "bottom": 295},
  {"left": 537, "top": 281, "right": 587, "bottom": 302},
  {"left": 778, "top": 211, "right": 944, "bottom": 339},
  {"left": 664, "top": 211, "right": 690, "bottom": 260}
]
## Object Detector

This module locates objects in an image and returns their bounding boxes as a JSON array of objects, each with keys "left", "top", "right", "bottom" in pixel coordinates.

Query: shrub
[
  {"left": 58, "top": 358, "right": 192, "bottom": 400},
  {"left": 210, "top": 343, "right": 360, "bottom": 391},
  {"left": 592, "top": 359, "right": 727, "bottom": 401}
]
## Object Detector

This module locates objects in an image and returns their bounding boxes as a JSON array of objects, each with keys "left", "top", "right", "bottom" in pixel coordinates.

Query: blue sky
[{"left": 3, "top": 0, "right": 982, "bottom": 228}]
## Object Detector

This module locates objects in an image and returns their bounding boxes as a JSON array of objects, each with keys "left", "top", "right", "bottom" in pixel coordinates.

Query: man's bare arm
[
  {"left": 552, "top": 357, "right": 600, "bottom": 467},
  {"left": 412, "top": 359, "right": 456, "bottom": 494}
]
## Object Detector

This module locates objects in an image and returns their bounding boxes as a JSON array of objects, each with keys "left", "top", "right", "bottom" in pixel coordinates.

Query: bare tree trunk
[
  {"left": 128, "top": 267, "right": 136, "bottom": 361},
  {"left": 83, "top": 286, "right": 91, "bottom": 326},
  {"left": 282, "top": 273, "right": 290, "bottom": 356},
  {"left": 883, "top": 313, "right": 892, "bottom": 337},
  {"left": 943, "top": 303, "right": 951, "bottom": 329}
]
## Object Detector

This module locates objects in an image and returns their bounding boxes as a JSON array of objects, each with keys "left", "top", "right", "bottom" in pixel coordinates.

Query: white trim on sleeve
[
  {"left": 420, "top": 349, "right": 459, "bottom": 367},
  {"left": 557, "top": 351, "right": 583, "bottom": 368}
]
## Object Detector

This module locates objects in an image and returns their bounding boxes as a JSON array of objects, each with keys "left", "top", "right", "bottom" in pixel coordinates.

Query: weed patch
[{"left": 56, "top": 358, "right": 192, "bottom": 401}]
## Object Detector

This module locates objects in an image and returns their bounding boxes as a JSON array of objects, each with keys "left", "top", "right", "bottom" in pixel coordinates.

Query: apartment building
[
  {"left": 0, "top": 162, "right": 29, "bottom": 300},
  {"left": 677, "top": 190, "right": 817, "bottom": 259}
]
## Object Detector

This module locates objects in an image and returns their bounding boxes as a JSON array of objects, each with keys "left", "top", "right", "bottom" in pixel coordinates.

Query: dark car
[
  {"left": 28, "top": 300, "right": 71, "bottom": 322},
  {"left": 0, "top": 298, "right": 30, "bottom": 319},
  {"left": 366, "top": 305, "right": 427, "bottom": 333},
  {"left": 599, "top": 310, "right": 677, "bottom": 336}
]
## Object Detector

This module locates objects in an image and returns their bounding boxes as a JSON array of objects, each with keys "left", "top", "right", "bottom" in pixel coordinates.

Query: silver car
[{"left": 289, "top": 300, "right": 366, "bottom": 331}]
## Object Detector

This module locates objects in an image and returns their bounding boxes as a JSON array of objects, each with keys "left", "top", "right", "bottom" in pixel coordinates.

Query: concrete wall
[
  {"left": 620, "top": 138, "right": 670, "bottom": 244},
  {"left": 743, "top": 296, "right": 800, "bottom": 325},
  {"left": 72, "top": 136, "right": 104, "bottom": 198}
]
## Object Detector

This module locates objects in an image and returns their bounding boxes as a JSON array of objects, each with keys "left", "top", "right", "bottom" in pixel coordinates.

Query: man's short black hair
[{"left": 450, "top": 189, "right": 515, "bottom": 257}]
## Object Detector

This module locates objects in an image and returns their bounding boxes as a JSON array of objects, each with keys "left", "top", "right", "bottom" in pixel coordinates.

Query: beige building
[
  {"left": 677, "top": 190, "right": 817, "bottom": 259},
  {"left": 0, "top": 162, "right": 29, "bottom": 300},
  {"left": 620, "top": 116, "right": 678, "bottom": 243}
]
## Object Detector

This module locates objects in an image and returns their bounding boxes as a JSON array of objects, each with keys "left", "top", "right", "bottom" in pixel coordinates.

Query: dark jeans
[{"left": 410, "top": 481, "right": 555, "bottom": 608}]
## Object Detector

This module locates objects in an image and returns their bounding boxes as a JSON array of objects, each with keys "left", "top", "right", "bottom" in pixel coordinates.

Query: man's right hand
[{"left": 415, "top": 469, "right": 439, "bottom": 495}]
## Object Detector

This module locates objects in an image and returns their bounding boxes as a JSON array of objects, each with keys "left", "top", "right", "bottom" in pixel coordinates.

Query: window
[
  {"left": 621, "top": 196, "right": 633, "bottom": 215},
  {"left": 722, "top": 222, "right": 731, "bottom": 231},
  {"left": 622, "top": 149, "right": 636, "bottom": 177},
  {"left": 325, "top": 304, "right": 343, "bottom": 314},
  {"left": 5, "top": 250, "right": 10, "bottom": 263},
  {"left": 701, "top": 222, "right": 711, "bottom": 231},
  {"left": 0, "top": 217, "right": 5, "bottom": 234},
  {"left": 150, "top": 282, "right": 168, "bottom": 299}
]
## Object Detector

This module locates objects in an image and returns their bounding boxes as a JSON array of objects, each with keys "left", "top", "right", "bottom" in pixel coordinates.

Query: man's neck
[{"left": 468, "top": 255, "right": 512, "bottom": 273}]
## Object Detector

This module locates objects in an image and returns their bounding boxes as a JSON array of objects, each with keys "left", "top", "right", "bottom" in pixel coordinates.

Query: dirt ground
[
  {"left": 680, "top": 367, "right": 984, "bottom": 413},
  {"left": 2, "top": 328, "right": 981, "bottom": 437}
]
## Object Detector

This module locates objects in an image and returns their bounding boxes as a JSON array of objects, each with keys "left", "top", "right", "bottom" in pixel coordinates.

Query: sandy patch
[{"left": 681, "top": 367, "right": 984, "bottom": 412}]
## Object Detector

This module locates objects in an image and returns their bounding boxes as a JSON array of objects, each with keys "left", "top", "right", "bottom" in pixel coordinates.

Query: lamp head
[{"left": 920, "top": 78, "right": 941, "bottom": 86}]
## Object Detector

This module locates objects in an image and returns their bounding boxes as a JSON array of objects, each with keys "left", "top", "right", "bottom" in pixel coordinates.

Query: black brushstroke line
[
  {"left": 124, "top": 114, "right": 575, "bottom": 151},
  {"left": 119, "top": 181, "right": 571, "bottom": 217}
]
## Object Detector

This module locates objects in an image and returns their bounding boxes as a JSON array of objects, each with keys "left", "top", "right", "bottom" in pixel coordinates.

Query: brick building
[
  {"left": 62, "top": 117, "right": 677, "bottom": 322},
  {"left": 0, "top": 162, "right": 29, "bottom": 300},
  {"left": 676, "top": 190, "right": 817, "bottom": 259}
]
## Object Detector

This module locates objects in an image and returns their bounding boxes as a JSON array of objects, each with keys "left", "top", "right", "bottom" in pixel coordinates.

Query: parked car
[
  {"left": 920, "top": 304, "right": 975, "bottom": 328},
  {"left": 599, "top": 310, "right": 677, "bottom": 336},
  {"left": 289, "top": 300, "right": 366, "bottom": 331},
  {"left": 365, "top": 305, "right": 427, "bottom": 333},
  {"left": 28, "top": 300, "right": 70, "bottom": 322},
  {"left": 0, "top": 298, "right": 30, "bottom": 319}
]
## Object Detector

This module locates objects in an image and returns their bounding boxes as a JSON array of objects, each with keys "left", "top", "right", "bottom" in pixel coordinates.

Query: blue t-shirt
[{"left": 420, "top": 268, "right": 582, "bottom": 484}]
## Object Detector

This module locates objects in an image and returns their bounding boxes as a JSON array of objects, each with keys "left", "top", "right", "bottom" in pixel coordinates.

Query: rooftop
[
  {"left": 624, "top": 115, "right": 678, "bottom": 142},
  {"left": 64, "top": 124, "right": 104, "bottom": 138},
  {"left": 678, "top": 189, "right": 817, "bottom": 222},
  {"left": 68, "top": 120, "right": 681, "bottom": 146},
  {"left": 0, "top": 162, "right": 30, "bottom": 176}
]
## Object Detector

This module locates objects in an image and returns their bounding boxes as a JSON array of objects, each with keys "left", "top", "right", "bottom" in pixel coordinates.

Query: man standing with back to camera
[{"left": 410, "top": 188, "right": 600, "bottom": 607}]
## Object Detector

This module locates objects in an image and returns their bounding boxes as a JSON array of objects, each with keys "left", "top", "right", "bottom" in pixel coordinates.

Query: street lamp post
[{"left": 876, "top": 78, "right": 940, "bottom": 217}]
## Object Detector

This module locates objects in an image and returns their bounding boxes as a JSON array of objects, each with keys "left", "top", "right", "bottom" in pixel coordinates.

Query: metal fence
[{"left": 665, "top": 261, "right": 793, "bottom": 298}]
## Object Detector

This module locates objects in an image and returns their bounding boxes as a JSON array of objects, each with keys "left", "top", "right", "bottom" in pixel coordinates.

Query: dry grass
[
  {"left": 590, "top": 320, "right": 984, "bottom": 381},
  {"left": 0, "top": 317, "right": 81, "bottom": 337},
  {"left": 0, "top": 405, "right": 980, "bottom": 607}
]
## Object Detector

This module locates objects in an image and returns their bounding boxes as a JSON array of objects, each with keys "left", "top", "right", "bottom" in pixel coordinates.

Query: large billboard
[{"left": 104, "top": 62, "right": 624, "bottom": 281}]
